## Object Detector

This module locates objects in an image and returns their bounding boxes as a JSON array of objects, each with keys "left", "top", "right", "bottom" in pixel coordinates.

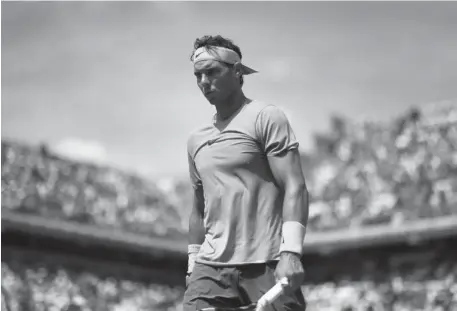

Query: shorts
[{"left": 183, "top": 261, "right": 306, "bottom": 311}]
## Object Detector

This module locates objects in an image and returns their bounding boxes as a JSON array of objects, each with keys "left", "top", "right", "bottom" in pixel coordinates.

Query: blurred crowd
[
  {"left": 1, "top": 141, "right": 184, "bottom": 238},
  {"left": 2, "top": 101, "right": 457, "bottom": 236},
  {"left": 1, "top": 260, "right": 183, "bottom": 311},
  {"left": 301, "top": 102, "right": 457, "bottom": 231},
  {"left": 2, "top": 245, "right": 456, "bottom": 311},
  {"left": 2, "top": 101, "right": 457, "bottom": 311}
]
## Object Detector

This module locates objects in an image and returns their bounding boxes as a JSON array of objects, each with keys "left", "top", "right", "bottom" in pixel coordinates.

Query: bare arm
[
  {"left": 189, "top": 184, "right": 205, "bottom": 245},
  {"left": 186, "top": 149, "right": 205, "bottom": 277},
  {"left": 269, "top": 148, "right": 308, "bottom": 289},
  {"left": 268, "top": 148, "right": 309, "bottom": 227},
  {"left": 256, "top": 105, "right": 308, "bottom": 288}
]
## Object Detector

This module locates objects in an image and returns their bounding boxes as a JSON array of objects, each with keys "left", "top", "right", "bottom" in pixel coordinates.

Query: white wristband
[
  {"left": 279, "top": 221, "right": 306, "bottom": 256},
  {"left": 187, "top": 244, "right": 201, "bottom": 274}
]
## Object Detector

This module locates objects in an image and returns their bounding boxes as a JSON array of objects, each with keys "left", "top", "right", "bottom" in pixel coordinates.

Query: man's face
[{"left": 194, "top": 59, "right": 239, "bottom": 104}]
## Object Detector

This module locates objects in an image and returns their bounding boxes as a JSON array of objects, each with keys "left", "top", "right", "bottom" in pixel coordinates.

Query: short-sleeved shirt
[{"left": 187, "top": 100, "right": 299, "bottom": 266}]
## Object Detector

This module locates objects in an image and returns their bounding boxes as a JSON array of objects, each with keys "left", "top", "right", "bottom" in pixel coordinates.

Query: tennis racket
[{"left": 199, "top": 277, "right": 289, "bottom": 311}]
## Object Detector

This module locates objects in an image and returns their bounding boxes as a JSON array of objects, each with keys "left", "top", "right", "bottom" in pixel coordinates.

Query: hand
[{"left": 274, "top": 252, "right": 305, "bottom": 293}]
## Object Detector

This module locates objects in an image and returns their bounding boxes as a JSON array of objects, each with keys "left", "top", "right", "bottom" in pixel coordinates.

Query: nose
[{"left": 199, "top": 74, "right": 210, "bottom": 87}]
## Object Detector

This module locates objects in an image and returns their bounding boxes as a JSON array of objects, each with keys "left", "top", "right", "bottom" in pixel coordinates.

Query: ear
[{"left": 233, "top": 62, "right": 243, "bottom": 77}]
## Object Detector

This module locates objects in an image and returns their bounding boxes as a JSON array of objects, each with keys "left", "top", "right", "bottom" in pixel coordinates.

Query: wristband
[
  {"left": 187, "top": 244, "right": 201, "bottom": 274},
  {"left": 279, "top": 221, "right": 306, "bottom": 256}
]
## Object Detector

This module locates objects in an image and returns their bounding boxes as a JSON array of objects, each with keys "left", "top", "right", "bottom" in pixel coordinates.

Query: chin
[{"left": 206, "top": 96, "right": 220, "bottom": 105}]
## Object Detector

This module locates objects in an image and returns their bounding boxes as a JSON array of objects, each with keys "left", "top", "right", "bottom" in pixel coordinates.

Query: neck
[{"left": 214, "top": 90, "right": 248, "bottom": 120}]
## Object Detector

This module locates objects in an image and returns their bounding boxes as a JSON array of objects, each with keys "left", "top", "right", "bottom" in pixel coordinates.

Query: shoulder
[
  {"left": 238, "top": 100, "right": 276, "bottom": 125},
  {"left": 244, "top": 100, "right": 273, "bottom": 115},
  {"left": 245, "top": 100, "right": 287, "bottom": 120},
  {"left": 248, "top": 102, "right": 290, "bottom": 129}
]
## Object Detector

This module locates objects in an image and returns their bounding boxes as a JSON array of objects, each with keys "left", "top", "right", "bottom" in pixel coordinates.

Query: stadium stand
[{"left": 2, "top": 99, "right": 457, "bottom": 311}]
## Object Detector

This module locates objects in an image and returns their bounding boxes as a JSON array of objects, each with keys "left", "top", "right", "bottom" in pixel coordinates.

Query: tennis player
[{"left": 184, "top": 35, "right": 309, "bottom": 311}]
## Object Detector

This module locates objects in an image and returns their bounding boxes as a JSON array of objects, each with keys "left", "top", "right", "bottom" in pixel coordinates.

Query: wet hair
[{"left": 190, "top": 35, "right": 244, "bottom": 86}]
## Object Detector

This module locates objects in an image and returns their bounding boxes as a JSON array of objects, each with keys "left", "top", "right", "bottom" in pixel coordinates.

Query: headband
[{"left": 192, "top": 46, "right": 258, "bottom": 75}]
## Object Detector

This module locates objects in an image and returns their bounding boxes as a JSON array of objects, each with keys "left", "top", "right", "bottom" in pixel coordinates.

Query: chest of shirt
[{"left": 194, "top": 129, "right": 268, "bottom": 177}]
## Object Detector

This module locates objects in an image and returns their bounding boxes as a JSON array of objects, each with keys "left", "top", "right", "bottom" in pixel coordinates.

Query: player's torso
[
  {"left": 190, "top": 100, "right": 280, "bottom": 207},
  {"left": 188, "top": 101, "right": 283, "bottom": 264}
]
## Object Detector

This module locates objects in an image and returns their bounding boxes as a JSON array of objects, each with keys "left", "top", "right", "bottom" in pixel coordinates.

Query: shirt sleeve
[
  {"left": 188, "top": 151, "right": 202, "bottom": 190},
  {"left": 255, "top": 105, "right": 299, "bottom": 156}
]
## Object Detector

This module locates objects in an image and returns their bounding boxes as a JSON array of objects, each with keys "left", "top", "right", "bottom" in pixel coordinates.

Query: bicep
[{"left": 267, "top": 149, "right": 306, "bottom": 190}]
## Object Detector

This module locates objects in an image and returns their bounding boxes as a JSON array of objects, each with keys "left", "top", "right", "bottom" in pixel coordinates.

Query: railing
[{"left": 3, "top": 209, "right": 457, "bottom": 259}]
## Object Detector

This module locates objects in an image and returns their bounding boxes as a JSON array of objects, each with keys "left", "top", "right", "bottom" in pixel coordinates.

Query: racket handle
[{"left": 256, "top": 277, "right": 289, "bottom": 310}]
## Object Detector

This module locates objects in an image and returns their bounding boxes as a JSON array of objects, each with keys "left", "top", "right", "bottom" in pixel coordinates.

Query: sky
[{"left": 2, "top": 1, "right": 457, "bottom": 179}]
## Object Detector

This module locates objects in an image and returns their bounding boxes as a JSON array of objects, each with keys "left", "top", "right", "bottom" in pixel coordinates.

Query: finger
[
  {"left": 282, "top": 280, "right": 294, "bottom": 296},
  {"left": 274, "top": 274, "right": 280, "bottom": 284},
  {"left": 294, "top": 276, "right": 304, "bottom": 290},
  {"left": 286, "top": 276, "right": 298, "bottom": 291},
  {"left": 273, "top": 270, "right": 280, "bottom": 283}
]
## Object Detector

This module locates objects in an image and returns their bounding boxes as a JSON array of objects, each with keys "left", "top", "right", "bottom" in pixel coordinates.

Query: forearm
[
  {"left": 282, "top": 182, "right": 309, "bottom": 226},
  {"left": 187, "top": 189, "right": 205, "bottom": 275},
  {"left": 189, "top": 186, "right": 205, "bottom": 244},
  {"left": 280, "top": 182, "right": 309, "bottom": 256},
  {"left": 188, "top": 207, "right": 205, "bottom": 245}
]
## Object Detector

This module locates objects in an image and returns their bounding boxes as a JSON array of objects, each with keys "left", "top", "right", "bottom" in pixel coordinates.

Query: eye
[{"left": 200, "top": 70, "right": 214, "bottom": 78}]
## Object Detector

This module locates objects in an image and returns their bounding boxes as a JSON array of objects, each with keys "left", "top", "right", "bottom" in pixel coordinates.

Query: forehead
[{"left": 193, "top": 59, "right": 226, "bottom": 72}]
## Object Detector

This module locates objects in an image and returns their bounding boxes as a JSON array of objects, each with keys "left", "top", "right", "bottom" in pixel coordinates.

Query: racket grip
[{"left": 256, "top": 277, "right": 289, "bottom": 310}]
